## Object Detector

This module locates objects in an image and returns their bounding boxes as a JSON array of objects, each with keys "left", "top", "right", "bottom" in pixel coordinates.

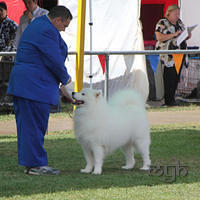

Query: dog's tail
[{"left": 109, "top": 89, "right": 145, "bottom": 108}]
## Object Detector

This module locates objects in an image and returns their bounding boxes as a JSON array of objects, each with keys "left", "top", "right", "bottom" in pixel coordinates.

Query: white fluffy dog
[{"left": 72, "top": 88, "right": 151, "bottom": 175}]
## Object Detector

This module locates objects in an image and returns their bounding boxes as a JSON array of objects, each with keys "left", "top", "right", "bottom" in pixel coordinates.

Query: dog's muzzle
[{"left": 72, "top": 92, "right": 84, "bottom": 105}]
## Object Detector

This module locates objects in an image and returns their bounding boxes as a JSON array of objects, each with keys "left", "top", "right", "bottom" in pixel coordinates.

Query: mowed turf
[{"left": 0, "top": 122, "right": 200, "bottom": 200}]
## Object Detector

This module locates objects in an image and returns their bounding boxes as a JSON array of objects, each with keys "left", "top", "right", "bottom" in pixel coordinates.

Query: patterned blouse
[
  {"left": 0, "top": 16, "right": 17, "bottom": 52},
  {"left": 155, "top": 18, "right": 186, "bottom": 67}
]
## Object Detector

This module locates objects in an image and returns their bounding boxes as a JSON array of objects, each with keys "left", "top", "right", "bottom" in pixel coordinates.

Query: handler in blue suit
[{"left": 7, "top": 6, "right": 72, "bottom": 175}]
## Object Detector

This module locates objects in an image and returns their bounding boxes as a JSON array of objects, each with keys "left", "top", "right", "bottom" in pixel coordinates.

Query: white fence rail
[{"left": 1, "top": 50, "right": 200, "bottom": 100}]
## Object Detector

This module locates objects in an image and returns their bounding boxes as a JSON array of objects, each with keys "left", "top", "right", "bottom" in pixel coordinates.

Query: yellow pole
[{"left": 75, "top": 0, "right": 86, "bottom": 92}]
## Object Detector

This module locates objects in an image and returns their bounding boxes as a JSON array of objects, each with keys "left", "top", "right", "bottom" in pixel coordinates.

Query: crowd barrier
[{"left": 1, "top": 49, "right": 200, "bottom": 110}]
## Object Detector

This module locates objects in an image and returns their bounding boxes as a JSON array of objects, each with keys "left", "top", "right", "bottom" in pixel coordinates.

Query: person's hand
[
  {"left": 187, "top": 32, "right": 192, "bottom": 40},
  {"left": 174, "top": 30, "right": 182, "bottom": 37},
  {"left": 24, "top": 10, "right": 33, "bottom": 21}
]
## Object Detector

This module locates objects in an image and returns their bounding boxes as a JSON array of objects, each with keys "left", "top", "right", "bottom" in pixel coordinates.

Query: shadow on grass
[{"left": 0, "top": 128, "right": 200, "bottom": 198}]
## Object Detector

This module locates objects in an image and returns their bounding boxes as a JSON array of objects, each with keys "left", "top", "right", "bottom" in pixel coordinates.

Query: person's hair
[
  {"left": 0, "top": 1, "right": 7, "bottom": 10},
  {"left": 48, "top": 6, "right": 73, "bottom": 21},
  {"left": 165, "top": 4, "right": 180, "bottom": 18}
]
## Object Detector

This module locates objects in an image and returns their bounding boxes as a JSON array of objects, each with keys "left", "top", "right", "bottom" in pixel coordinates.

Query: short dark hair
[
  {"left": 0, "top": 1, "right": 7, "bottom": 10},
  {"left": 48, "top": 6, "right": 72, "bottom": 21}
]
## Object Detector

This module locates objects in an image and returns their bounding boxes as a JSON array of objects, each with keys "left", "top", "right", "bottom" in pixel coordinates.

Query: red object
[
  {"left": 141, "top": 0, "right": 178, "bottom": 14},
  {"left": 3, "top": 0, "right": 26, "bottom": 24},
  {"left": 141, "top": 4, "right": 164, "bottom": 41},
  {"left": 98, "top": 55, "right": 105, "bottom": 74},
  {"left": 144, "top": 40, "right": 157, "bottom": 46}
]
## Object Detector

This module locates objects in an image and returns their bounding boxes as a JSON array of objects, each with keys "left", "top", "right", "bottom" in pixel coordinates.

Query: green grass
[
  {"left": 0, "top": 102, "right": 200, "bottom": 121},
  {"left": 0, "top": 124, "right": 200, "bottom": 200},
  {"left": 0, "top": 102, "right": 73, "bottom": 121},
  {"left": 147, "top": 102, "right": 200, "bottom": 112},
  {"left": 0, "top": 113, "right": 15, "bottom": 121}
]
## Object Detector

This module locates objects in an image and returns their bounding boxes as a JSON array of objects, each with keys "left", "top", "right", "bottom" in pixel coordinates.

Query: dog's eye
[{"left": 82, "top": 93, "right": 85, "bottom": 96}]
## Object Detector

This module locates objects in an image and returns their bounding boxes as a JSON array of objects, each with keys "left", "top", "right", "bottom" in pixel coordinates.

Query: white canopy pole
[{"left": 89, "top": 0, "right": 93, "bottom": 88}]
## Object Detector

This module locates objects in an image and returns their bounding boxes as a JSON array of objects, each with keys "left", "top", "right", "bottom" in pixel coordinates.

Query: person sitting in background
[
  {"left": 0, "top": 1, "right": 17, "bottom": 61},
  {"left": 155, "top": 4, "right": 191, "bottom": 106},
  {"left": 15, "top": 0, "right": 48, "bottom": 48}
]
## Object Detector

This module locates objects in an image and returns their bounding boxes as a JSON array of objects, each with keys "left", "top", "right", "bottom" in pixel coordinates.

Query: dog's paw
[
  {"left": 80, "top": 168, "right": 92, "bottom": 173},
  {"left": 140, "top": 166, "right": 150, "bottom": 171},
  {"left": 92, "top": 170, "right": 102, "bottom": 175},
  {"left": 122, "top": 165, "right": 134, "bottom": 170}
]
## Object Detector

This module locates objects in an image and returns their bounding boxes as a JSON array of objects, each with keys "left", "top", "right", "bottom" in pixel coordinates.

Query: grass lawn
[{"left": 0, "top": 119, "right": 200, "bottom": 200}]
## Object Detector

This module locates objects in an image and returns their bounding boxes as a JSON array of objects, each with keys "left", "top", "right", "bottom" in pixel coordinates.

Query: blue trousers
[{"left": 13, "top": 96, "right": 50, "bottom": 167}]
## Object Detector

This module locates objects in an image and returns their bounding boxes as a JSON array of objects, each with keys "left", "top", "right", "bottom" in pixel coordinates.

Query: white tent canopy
[
  {"left": 58, "top": 0, "right": 149, "bottom": 101},
  {"left": 180, "top": 0, "right": 200, "bottom": 47}
]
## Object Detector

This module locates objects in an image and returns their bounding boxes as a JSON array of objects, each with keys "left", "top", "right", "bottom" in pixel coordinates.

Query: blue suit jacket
[{"left": 7, "top": 15, "right": 70, "bottom": 105}]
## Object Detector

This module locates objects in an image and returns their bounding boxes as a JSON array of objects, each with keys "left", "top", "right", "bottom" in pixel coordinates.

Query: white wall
[{"left": 180, "top": 0, "right": 200, "bottom": 47}]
